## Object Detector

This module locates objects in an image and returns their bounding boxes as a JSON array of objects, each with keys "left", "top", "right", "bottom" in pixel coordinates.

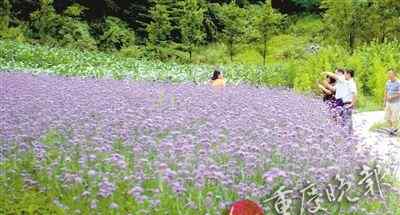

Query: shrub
[
  {"left": 117, "top": 46, "right": 143, "bottom": 59},
  {"left": 0, "top": 0, "right": 11, "bottom": 30},
  {"left": 0, "top": 25, "right": 27, "bottom": 42},
  {"left": 98, "top": 17, "right": 136, "bottom": 51},
  {"left": 28, "top": 0, "right": 97, "bottom": 50},
  {"left": 293, "top": 45, "right": 349, "bottom": 92},
  {"left": 267, "top": 34, "right": 309, "bottom": 61},
  {"left": 287, "top": 15, "right": 324, "bottom": 42},
  {"left": 348, "top": 42, "right": 400, "bottom": 104}
]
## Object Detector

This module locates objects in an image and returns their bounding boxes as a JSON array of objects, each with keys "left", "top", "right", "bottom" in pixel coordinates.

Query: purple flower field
[{"left": 0, "top": 73, "right": 370, "bottom": 213}]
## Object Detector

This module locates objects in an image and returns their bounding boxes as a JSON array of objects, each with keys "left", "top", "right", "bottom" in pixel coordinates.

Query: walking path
[{"left": 353, "top": 111, "right": 400, "bottom": 179}]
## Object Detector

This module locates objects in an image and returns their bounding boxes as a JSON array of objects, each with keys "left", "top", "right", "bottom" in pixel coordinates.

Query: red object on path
[{"left": 227, "top": 200, "right": 264, "bottom": 215}]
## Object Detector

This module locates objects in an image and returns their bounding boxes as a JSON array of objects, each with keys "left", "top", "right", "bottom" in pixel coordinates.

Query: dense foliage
[
  {"left": 2, "top": 73, "right": 399, "bottom": 214},
  {"left": 2, "top": 0, "right": 399, "bottom": 56}
]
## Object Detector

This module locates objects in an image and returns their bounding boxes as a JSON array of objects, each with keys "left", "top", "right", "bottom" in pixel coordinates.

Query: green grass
[{"left": 357, "top": 105, "right": 382, "bottom": 113}]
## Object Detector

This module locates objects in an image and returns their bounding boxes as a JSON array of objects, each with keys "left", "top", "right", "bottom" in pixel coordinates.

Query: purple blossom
[
  {"left": 263, "top": 168, "right": 288, "bottom": 183},
  {"left": 128, "top": 186, "right": 144, "bottom": 199},
  {"left": 98, "top": 178, "right": 115, "bottom": 198},
  {"left": 0, "top": 73, "right": 370, "bottom": 209},
  {"left": 107, "top": 153, "right": 127, "bottom": 169},
  {"left": 62, "top": 172, "right": 83, "bottom": 184}
]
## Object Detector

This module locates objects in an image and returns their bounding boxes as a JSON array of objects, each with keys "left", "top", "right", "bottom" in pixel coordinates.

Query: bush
[
  {"left": 348, "top": 42, "right": 400, "bottom": 104},
  {"left": 293, "top": 45, "right": 349, "bottom": 92},
  {"left": 0, "top": 0, "right": 11, "bottom": 30},
  {"left": 117, "top": 46, "right": 143, "bottom": 59},
  {"left": 98, "top": 17, "right": 136, "bottom": 51},
  {"left": 0, "top": 25, "right": 27, "bottom": 42},
  {"left": 28, "top": 0, "right": 97, "bottom": 50},
  {"left": 267, "top": 34, "right": 310, "bottom": 61}
]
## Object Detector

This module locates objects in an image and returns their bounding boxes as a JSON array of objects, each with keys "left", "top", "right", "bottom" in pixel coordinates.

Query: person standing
[
  {"left": 341, "top": 69, "right": 357, "bottom": 133},
  {"left": 384, "top": 69, "right": 400, "bottom": 135}
]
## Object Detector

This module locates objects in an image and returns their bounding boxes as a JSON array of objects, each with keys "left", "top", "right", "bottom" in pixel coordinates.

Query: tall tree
[
  {"left": 321, "top": 0, "right": 372, "bottom": 53},
  {"left": 249, "top": 0, "right": 284, "bottom": 65},
  {"left": 126, "top": 0, "right": 152, "bottom": 40},
  {"left": 370, "top": 0, "right": 400, "bottom": 42},
  {"left": 216, "top": 1, "right": 246, "bottom": 62},
  {"left": 179, "top": 0, "right": 205, "bottom": 61},
  {"left": 0, "top": 0, "right": 11, "bottom": 30},
  {"left": 146, "top": 0, "right": 173, "bottom": 58},
  {"left": 202, "top": 3, "right": 219, "bottom": 42}
]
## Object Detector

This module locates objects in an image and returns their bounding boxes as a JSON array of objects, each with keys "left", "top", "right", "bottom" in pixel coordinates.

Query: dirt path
[{"left": 353, "top": 111, "right": 400, "bottom": 179}]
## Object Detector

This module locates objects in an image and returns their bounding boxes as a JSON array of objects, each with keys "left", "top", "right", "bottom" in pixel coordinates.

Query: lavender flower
[
  {"left": 0, "top": 73, "right": 371, "bottom": 212},
  {"left": 98, "top": 178, "right": 115, "bottom": 198},
  {"left": 263, "top": 168, "right": 288, "bottom": 183}
]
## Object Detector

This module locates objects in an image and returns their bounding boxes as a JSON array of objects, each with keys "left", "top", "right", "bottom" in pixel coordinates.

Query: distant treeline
[{"left": 1, "top": 0, "right": 399, "bottom": 63}]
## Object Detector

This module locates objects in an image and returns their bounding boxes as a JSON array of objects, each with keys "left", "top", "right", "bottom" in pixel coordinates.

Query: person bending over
[{"left": 318, "top": 75, "right": 336, "bottom": 109}]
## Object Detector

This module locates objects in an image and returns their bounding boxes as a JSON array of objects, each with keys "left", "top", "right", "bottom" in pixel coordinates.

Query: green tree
[
  {"left": 29, "top": 0, "right": 62, "bottom": 42},
  {"left": 29, "top": 0, "right": 96, "bottom": 50},
  {"left": 370, "top": 0, "right": 400, "bottom": 42},
  {"left": 127, "top": 0, "right": 153, "bottom": 40},
  {"left": 290, "top": 0, "right": 320, "bottom": 10},
  {"left": 321, "top": 0, "right": 373, "bottom": 53},
  {"left": 249, "top": 0, "right": 284, "bottom": 65},
  {"left": 178, "top": 0, "right": 205, "bottom": 61},
  {"left": 0, "top": 0, "right": 11, "bottom": 30},
  {"left": 216, "top": 1, "right": 247, "bottom": 62},
  {"left": 146, "top": 0, "right": 173, "bottom": 58},
  {"left": 99, "top": 17, "right": 136, "bottom": 51}
]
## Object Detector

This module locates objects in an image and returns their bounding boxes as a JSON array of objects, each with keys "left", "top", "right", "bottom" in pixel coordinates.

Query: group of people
[
  {"left": 318, "top": 69, "right": 357, "bottom": 133},
  {"left": 209, "top": 67, "right": 399, "bottom": 136},
  {"left": 318, "top": 68, "right": 400, "bottom": 136}
]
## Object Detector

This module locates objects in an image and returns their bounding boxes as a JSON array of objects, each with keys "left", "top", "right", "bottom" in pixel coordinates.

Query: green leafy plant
[
  {"left": 0, "top": 0, "right": 11, "bottom": 31},
  {"left": 99, "top": 17, "right": 136, "bottom": 51},
  {"left": 215, "top": 2, "right": 247, "bottom": 62},
  {"left": 29, "top": 0, "right": 96, "bottom": 50},
  {"left": 178, "top": 0, "right": 205, "bottom": 62},
  {"left": 248, "top": 0, "right": 284, "bottom": 65},
  {"left": 146, "top": 0, "right": 173, "bottom": 60}
]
